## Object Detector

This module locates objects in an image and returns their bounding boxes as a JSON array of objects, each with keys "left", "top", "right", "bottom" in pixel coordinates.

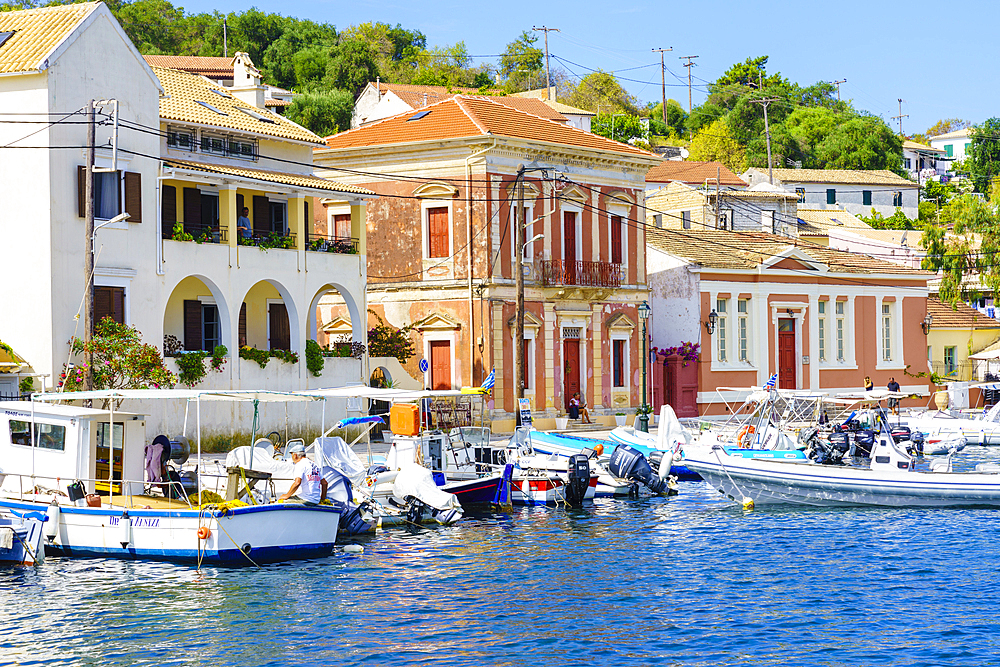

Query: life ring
[
  {"left": 737, "top": 425, "right": 756, "bottom": 448},
  {"left": 197, "top": 526, "right": 211, "bottom": 540}
]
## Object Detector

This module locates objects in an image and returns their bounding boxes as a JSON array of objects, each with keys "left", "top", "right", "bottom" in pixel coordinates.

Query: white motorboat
[
  {"left": 0, "top": 391, "right": 341, "bottom": 565},
  {"left": 684, "top": 413, "right": 1000, "bottom": 508},
  {"left": 0, "top": 509, "right": 47, "bottom": 566},
  {"left": 903, "top": 400, "right": 1000, "bottom": 447}
]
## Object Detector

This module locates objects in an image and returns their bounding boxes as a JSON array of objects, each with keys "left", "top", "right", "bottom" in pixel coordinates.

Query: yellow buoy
[{"left": 742, "top": 497, "right": 755, "bottom": 510}]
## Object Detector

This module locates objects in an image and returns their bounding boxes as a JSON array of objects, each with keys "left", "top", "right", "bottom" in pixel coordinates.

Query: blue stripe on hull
[
  {"left": 448, "top": 479, "right": 502, "bottom": 505},
  {"left": 46, "top": 542, "right": 336, "bottom": 565}
]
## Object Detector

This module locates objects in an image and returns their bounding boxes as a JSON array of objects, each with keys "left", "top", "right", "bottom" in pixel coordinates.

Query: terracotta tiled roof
[
  {"left": 646, "top": 228, "right": 930, "bottom": 275},
  {"left": 375, "top": 82, "right": 502, "bottom": 108},
  {"left": 163, "top": 159, "right": 374, "bottom": 196},
  {"left": 485, "top": 96, "right": 566, "bottom": 121},
  {"left": 796, "top": 208, "right": 872, "bottom": 236},
  {"left": 930, "top": 128, "right": 971, "bottom": 141},
  {"left": 647, "top": 161, "right": 746, "bottom": 187},
  {"left": 323, "top": 95, "right": 656, "bottom": 158},
  {"left": 153, "top": 66, "right": 321, "bottom": 144},
  {"left": 903, "top": 140, "right": 944, "bottom": 154},
  {"left": 144, "top": 55, "right": 233, "bottom": 77},
  {"left": 928, "top": 296, "right": 1000, "bottom": 329},
  {"left": 764, "top": 168, "right": 918, "bottom": 187},
  {"left": 264, "top": 98, "right": 292, "bottom": 107},
  {"left": 0, "top": 2, "right": 97, "bottom": 74}
]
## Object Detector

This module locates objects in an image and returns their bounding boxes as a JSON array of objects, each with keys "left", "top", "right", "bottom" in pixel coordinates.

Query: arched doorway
[
  {"left": 239, "top": 279, "right": 298, "bottom": 353},
  {"left": 162, "top": 275, "right": 231, "bottom": 356}
]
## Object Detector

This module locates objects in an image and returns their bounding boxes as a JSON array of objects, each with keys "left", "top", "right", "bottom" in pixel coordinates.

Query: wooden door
[
  {"left": 778, "top": 319, "right": 796, "bottom": 389},
  {"left": 563, "top": 211, "right": 577, "bottom": 284},
  {"left": 269, "top": 303, "right": 290, "bottom": 350},
  {"left": 430, "top": 340, "right": 452, "bottom": 390},
  {"left": 563, "top": 339, "right": 580, "bottom": 410},
  {"left": 427, "top": 207, "right": 449, "bottom": 258}
]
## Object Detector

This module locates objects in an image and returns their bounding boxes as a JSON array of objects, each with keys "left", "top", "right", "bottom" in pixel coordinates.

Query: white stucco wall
[{"left": 646, "top": 247, "right": 701, "bottom": 349}]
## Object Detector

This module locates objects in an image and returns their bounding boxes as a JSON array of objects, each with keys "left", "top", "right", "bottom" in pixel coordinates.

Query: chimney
[
  {"left": 230, "top": 51, "right": 266, "bottom": 109},
  {"left": 423, "top": 93, "right": 428, "bottom": 107}
]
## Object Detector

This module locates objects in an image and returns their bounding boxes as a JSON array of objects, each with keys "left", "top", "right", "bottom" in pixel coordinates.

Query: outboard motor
[
  {"left": 565, "top": 454, "right": 591, "bottom": 507},
  {"left": 647, "top": 450, "right": 666, "bottom": 475},
  {"left": 810, "top": 432, "right": 848, "bottom": 465},
  {"left": 890, "top": 426, "right": 911, "bottom": 444},
  {"left": 608, "top": 445, "right": 668, "bottom": 495},
  {"left": 908, "top": 430, "right": 925, "bottom": 457},
  {"left": 340, "top": 503, "right": 375, "bottom": 536},
  {"left": 854, "top": 430, "right": 875, "bottom": 458}
]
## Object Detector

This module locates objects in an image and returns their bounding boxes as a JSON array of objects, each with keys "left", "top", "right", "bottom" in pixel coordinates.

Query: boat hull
[
  {"left": 532, "top": 429, "right": 701, "bottom": 481},
  {"left": 0, "top": 498, "right": 340, "bottom": 565},
  {"left": 442, "top": 475, "right": 503, "bottom": 505},
  {"left": 684, "top": 447, "right": 1000, "bottom": 508},
  {"left": 0, "top": 511, "right": 46, "bottom": 566}
]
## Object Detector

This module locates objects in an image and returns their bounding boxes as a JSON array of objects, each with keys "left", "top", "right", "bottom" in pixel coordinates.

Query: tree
[
  {"left": 410, "top": 42, "right": 491, "bottom": 88},
  {"left": 285, "top": 88, "right": 354, "bottom": 137},
  {"left": 499, "top": 30, "right": 543, "bottom": 91},
  {"left": 712, "top": 56, "right": 785, "bottom": 90},
  {"left": 592, "top": 113, "right": 646, "bottom": 144},
  {"left": 561, "top": 70, "right": 639, "bottom": 115},
  {"left": 325, "top": 38, "right": 380, "bottom": 98},
  {"left": 925, "top": 118, "right": 972, "bottom": 139},
  {"left": 967, "top": 118, "right": 1000, "bottom": 196},
  {"left": 814, "top": 115, "right": 903, "bottom": 171},
  {"left": 647, "top": 100, "right": 687, "bottom": 138},
  {"left": 921, "top": 194, "right": 1000, "bottom": 306},
  {"left": 261, "top": 19, "right": 337, "bottom": 90},
  {"left": 340, "top": 22, "right": 425, "bottom": 82},
  {"left": 226, "top": 8, "right": 288, "bottom": 67},
  {"left": 687, "top": 119, "right": 746, "bottom": 173},
  {"left": 61, "top": 319, "right": 176, "bottom": 399},
  {"left": 784, "top": 107, "right": 840, "bottom": 168},
  {"left": 858, "top": 208, "right": 918, "bottom": 230}
]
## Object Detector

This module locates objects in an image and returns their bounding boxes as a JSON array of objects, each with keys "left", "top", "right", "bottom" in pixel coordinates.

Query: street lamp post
[{"left": 638, "top": 300, "right": 651, "bottom": 433}]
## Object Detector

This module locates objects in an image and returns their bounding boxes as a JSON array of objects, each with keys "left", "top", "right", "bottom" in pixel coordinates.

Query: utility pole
[
  {"left": 715, "top": 166, "right": 720, "bottom": 229},
  {"left": 514, "top": 166, "right": 526, "bottom": 407},
  {"left": 833, "top": 78, "right": 846, "bottom": 101},
  {"left": 84, "top": 100, "right": 95, "bottom": 393},
  {"left": 223, "top": 19, "right": 228, "bottom": 58},
  {"left": 892, "top": 98, "right": 909, "bottom": 136},
  {"left": 651, "top": 47, "right": 673, "bottom": 127},
  {"left": 751, "top": 95, "right": 780, "bottom": 184},
  {"left": 679, "top": 55, "right": 698, "bottom": 112},
  {"left": 532, "top": 26, "right": 559, "bottom": 101}
]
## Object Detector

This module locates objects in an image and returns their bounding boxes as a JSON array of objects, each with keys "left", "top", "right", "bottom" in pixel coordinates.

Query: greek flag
[
  {"left": 481, "top": 367, "right": 496, "bottom": 391},
  {"left": 765, "top": 373, "right": 777, "bottom": 389}
]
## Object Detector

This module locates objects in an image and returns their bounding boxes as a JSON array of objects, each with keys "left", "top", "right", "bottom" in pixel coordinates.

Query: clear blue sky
[{"left": 184, "top": 0, "right": 998, "bottom": 135}]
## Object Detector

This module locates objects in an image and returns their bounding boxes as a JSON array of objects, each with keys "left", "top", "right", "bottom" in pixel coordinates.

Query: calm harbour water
[{"left": 4, "top": 451, "right": 1000, "bottom": 667}]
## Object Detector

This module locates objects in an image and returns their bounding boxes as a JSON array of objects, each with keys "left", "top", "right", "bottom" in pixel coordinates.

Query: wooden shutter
[
  {"left": 161, "top": 185, "right": 176, "bottom": 238},
  {"left": 236, "top": 193, "right": 245, "bottom": 218},
  {"left": 183, "top": 188, "right": 201, "bottom": 234},
  {"left": 239, "top": 302, "right": 247, "bottom": 348},
  {"left": 611, "top": 215, "right": 622, "bottom": 264},
  {"left": 124, "top": 172, "right": 141, "bottom": 223},
  {"left": 430, "top": 340, "right": 451, "bottom": 390},
  {"left": 77, "top": 165, "right": 86, "bottom": 218},
  {"left": 183, "top": 300, "right": 203, "bottom": 351},
  {"left": 334, "top": 214, "right": 351, "bottom": 239},
  {"left": 427, "top": 207, "right": 449, "bottom": 258},
  {"left": 253, "top": 195, "right": 270, "bottom": 235},
  {"left": 93, "top": 286, "right": 124, "bottom": 328},
  {"left": 268, "top": 303, "right": 290, "bottom": 350}
]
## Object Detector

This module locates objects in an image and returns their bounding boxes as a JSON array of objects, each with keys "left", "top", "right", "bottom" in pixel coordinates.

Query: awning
[{"left": 969, "top": 349, "right": 1000, "bottom": 360}]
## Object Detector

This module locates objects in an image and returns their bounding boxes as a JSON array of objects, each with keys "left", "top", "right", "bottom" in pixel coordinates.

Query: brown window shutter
[
  {"left": 115, "top": 170, "right": 122, "bottom": 215},
  {"left": 253, "top": 195, "right": 270, "bottom": 234},
  {"left": 162, "top": 185, "right": 176, "bottom": 238},
  {"left": 239, "top": 302, "right": 247, "bottom": 348},
  {"left": 427, "top": 206, "right": 449, "bottom": 258},
  {"left": 183, "top": 188, "right": 201, "bottom": 234},
  {"left": 183, "top": 300, "right": 203, "bottom": 351},
  {"left": 268, "top": 303, "right": 290, "bottom": 350},
  {"left": 111, "top": 287, "right": 124, "bottom": 324},
  {"left": 124, "top": 172, "right": 141, "bottom": 223},
  {"left": 77, "top": 165, "right": 86, "bottom": 218},
  {"left": 236, "top": 193, "right": 245, "bottom": 217},
  {"left": 94, "top": 286, "right": 111, "bottom": 329},
  {"left": 611, "top": 215, "right": 622, "bottom": 264}
]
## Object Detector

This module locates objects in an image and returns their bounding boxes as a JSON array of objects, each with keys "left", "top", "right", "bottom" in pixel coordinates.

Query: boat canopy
[{"left": 32, "top": 389, "right": 324, "bottom": 403}]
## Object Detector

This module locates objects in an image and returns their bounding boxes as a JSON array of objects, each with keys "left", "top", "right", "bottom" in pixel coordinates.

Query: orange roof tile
[
  {"left": 144, "top": 55, "right": 234, "bottom": 77},
  {"left": 928, "top": 297, "right": 1000, "bottom": 329},
  {"left": 375, "top": 82, "right": 501, "bottom": 108},
  {"left": 323, "top": 95, "right": 654, "bottom": 158},
  {"left": 0, "top": 2, "right": 97, "bottom": 74},
  {"left": 646, "top": 161, "right": 746, "bottom": 187}
]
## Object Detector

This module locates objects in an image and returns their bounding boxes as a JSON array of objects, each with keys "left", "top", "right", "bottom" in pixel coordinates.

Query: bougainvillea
[
  {"left": 654, "top": 341, "right": 700, "bottom": 362},
  {"left": 61, "top": 318, "right": 176, "bottom": 394}
]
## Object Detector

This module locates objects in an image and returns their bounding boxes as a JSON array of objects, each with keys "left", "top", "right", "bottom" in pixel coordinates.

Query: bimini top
[{"left": 31, "top": 389, "right": 324, "bottom": 404}]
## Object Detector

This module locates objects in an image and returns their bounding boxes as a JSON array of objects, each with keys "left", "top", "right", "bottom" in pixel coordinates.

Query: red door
[
  {"left": 563, "top": 211, "right": 577, "bottom": 284},
  {"left": 563, "top": 339, "right": 580, "bottom": 410},
  {"left": 778, "top": 319, "right": 796, "bottom": 389},
  {"left": 430, "top": 340, "right": 452, "bottom": 390}
]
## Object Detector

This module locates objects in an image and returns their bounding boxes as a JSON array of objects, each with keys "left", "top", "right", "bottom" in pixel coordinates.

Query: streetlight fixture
[
  {"left": 637, "top": 300, "right": 652, "bottom": 433},
  {"left": 922, "top": 312, "right": 934, "bottom": 335},
  {"left": 704, "top": 309, "right": 718, "bottom": 334}
]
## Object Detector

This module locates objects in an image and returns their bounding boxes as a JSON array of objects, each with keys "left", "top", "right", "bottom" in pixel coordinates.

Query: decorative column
[
  {"left": 220, "top": 184, "right": 237, "bottom": 250},
  {"left": 492, "top": 301, "right": 505, "bottom": 414},
  {"left": 591, "top": 304, "right": 604, "bottom": 410},
  {"left": 544, "top": 302, "right": 557, "bottom": 412}
]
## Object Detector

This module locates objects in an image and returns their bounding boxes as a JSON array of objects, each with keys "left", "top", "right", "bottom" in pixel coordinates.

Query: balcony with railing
[
  {"left": 163, "top": 222, "right": 228, "bottom": 244},
  {"left": 540, "top": 260, "right": 623, "bottom": 288},
  {"left": 306, "top": 231, "right": 360, "bottom": 255}
]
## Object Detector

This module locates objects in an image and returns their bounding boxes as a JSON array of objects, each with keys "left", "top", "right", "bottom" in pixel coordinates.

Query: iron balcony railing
[
  {"left": 540, "top": 260, "right": 623, "bottom": 288},
  {"left": 306, "top": 232, "right": 360, "bottom": 255},
  {"left": 162, "top": 224, "right": 229, "bottom": 244}
]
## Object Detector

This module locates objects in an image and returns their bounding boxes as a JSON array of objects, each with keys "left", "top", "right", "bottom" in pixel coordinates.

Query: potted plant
[{"left": 614, "top": 411, "right": 627, "bottom": 427}]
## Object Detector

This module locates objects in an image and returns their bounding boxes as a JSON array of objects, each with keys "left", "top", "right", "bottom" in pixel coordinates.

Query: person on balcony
[{"left": 237, "top": 207, "right": 252, "bottom": 239}]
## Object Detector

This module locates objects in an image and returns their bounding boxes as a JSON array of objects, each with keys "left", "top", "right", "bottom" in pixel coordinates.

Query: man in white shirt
[{"left": 279, "top": 442, "right": 327, "bottom": 505}]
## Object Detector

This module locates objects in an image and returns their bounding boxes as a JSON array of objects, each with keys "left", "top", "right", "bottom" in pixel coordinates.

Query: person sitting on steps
[{"left": 569, "top": 392, "right": 592, "bottom": 424}]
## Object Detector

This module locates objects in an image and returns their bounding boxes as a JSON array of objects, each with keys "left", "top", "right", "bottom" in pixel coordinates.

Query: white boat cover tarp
[
  {"left": 311, "top": 437, "right": 366, "bottom": 484},
  {"left": 392, "top": 464, "right": 461, "bottom": 512}
]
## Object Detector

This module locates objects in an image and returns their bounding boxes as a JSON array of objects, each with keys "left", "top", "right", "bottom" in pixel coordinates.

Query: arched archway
[
  {"left": 239, "top": 279, "right": 300, "bottom": 352},
  {"left": 309, "top": 282, "right": 364, "bottom": 349},
  {"left": 162, "top": 275, "right": 231, "bottom": 354}
]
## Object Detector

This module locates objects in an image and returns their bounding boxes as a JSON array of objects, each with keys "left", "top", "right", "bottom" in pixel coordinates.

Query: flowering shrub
[
  {"left": 367, "top": 312, "right": 415, "bottom": 362},
  {"left": 61, "top": 318, "right": 176, "bottom": 395},
  {"left": 655, "top": 341, "right": 700, "bottom": 361}
]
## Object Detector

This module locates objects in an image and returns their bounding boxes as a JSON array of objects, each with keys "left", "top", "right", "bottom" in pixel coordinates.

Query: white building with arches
[{"left": 0, "top": 3, "right": 373, "bottom": 433}]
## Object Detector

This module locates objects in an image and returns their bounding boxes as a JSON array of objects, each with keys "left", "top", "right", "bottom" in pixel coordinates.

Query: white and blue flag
[
  {"left": 481, "top": 367, "right": 496, "bottom": 392},
  {"left": 764, "top": 373, "right": 777, "bottom": 389}
]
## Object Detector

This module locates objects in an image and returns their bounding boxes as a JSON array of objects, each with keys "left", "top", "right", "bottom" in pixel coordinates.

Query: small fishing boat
[
  {"left": 683, "top": 405, "right": 1000, "bottom": 508},
  {"left": 0, "top": 391, "right": 341, "bottom": 565},
  {"left": 902, "top": 393, "right": 1000, "bottom": 447},
  {"left": 0, "top": 509, "right": 47, "bottom": 566}
]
